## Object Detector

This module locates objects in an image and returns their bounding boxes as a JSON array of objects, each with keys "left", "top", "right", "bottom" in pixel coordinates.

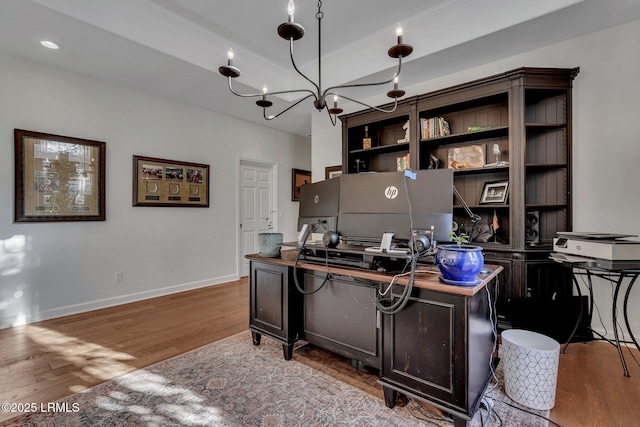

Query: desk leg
[
  {"left": 452, "top": 417, "right": 468, "bottom": 427},
  {"left": 623, "top": 274, "right": 640, "bottom": 353},
  {"left": 382, "top": 386, "right": 396, "bottom": 408},
  {"left": 283, "top": 343, "right": 294, "bottom": 361},
  {"left": 251, "top": 331, "right": 261, "bottom": 346},
  {"left": 612, "top": 274, "right": 630, "bottom": 377}
]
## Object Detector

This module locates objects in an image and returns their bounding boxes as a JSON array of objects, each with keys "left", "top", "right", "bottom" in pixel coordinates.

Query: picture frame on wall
[
  {"left": 325, "top": 165, "right": 342, "bottom": 180},
  {"left": 14, "top": 129, "right": 106, "bottom": 222},
  {"left": 133, "top": 155, "right": 210, "bottom": 207},
  {"left": 292, "top": 168, "right": 311, "bottom": 201},
  {"left": 479, "top": 180, "right": 509, "bottom": 204}
]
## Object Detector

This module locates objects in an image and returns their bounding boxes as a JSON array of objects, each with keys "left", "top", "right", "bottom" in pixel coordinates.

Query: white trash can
[{"left": 501, "top": 329, "right": 560, "bottom": 410}]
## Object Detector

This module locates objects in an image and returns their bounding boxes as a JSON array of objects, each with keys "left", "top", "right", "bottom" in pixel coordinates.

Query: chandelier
[{"left": 218, "top": 0, "right": 413, "bottom": 125}]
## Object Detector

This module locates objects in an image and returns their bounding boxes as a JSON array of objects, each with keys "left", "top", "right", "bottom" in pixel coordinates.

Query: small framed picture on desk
[{"left": 480, "top": 180, "right": 509, "bottom": 204}]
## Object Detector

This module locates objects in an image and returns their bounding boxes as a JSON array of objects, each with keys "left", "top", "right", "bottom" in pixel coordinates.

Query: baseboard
[{"left": 0, "top": 273, "right": 239, "bottom": 330}]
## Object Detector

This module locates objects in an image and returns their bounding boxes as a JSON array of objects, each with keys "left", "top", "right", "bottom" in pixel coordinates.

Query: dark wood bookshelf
[{"left": 339, "top": 66, "right": 579, "bottom": 328}]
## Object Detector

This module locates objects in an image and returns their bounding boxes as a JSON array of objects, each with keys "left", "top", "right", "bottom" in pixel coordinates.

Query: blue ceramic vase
[{"left": 435, "top": 244, "right": 484, "bottom": 285}]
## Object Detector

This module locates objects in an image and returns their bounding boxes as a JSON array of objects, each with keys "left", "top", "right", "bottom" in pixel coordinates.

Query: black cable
[
  {"left": 372, "top": 254, "right": 418, "bottom": 315},
  {"left": 489, "top": 407, "right": 504, "bottom": 427},
  {"left": 371, "top": 173, "right": 443, "bottom": 315},
  {"left": 486, "top": 276, "right": 500, "bottom": 389},
  {"left": 292, "top": 230, "right": 332, "bottom": 295},
  {"left": 368, "top": 174, "right": 419, "bottom": 315},
  {"left": 367, "top": 261, "right": 409, "bottom": 303},
  {"left": 406, "top": 398, "right": 454, "bottom": 425},
  {"left": 379, "top": 175, "right": 417, "bottom": 311},
  {"left": 489, "top": 396, "right": 564, "bottom": 427}
]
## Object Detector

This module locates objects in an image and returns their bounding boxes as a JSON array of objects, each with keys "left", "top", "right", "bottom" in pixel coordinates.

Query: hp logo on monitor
[{"left": 384, "top": 186, "right": 399, "bottom": 200}]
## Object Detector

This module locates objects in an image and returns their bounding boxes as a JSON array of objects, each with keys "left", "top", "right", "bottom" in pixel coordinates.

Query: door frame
[{"left": 237, "top": 157, "right": 278, "bottom": 277}]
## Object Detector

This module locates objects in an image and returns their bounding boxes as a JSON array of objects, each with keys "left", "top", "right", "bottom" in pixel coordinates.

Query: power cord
[
  {"left": 576, "top": 268, "right": 608, "bottom": 337},
  {"left": 372, "top": 254, "right": 418, "bottom": 315},
  {"left": 478, "top": 397, "right": 499, "bottom": 427},
  {"left": 485, "top": 394, "right": 564, "bottom": 427},
  {"left": 485, "top": 276, "right": 500, "bottom": 393},
  {"left": 376, "top": 263, "right": 411, "bottom": 297},
  {"left": 370, "top": 172, "right": 429, "bottom": 315},
  {"left": 292, "top": 221, "right": 333, "bottom": 295},
  {"left": 405, "top": 398, "right": 454, "bottom": 425}
]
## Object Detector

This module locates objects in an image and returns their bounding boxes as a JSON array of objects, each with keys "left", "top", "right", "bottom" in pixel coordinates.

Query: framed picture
[
  {"left": 292, "top": 168, "right": 311, "bottom": 201},
  {"left": 14, "top": 129, "right": 106, "bottom": 222},
  {"left": 325, "top": 165, "right": 342, "bottom": 180},
  {"left": 480, "top": 180, "right": 509, "bottom": 204},
  {"left": 448, "top": 144, "right": 486, "bottom": 170},
  {"left": 133, "top": 155, "right": 209, "bottom": 207}
]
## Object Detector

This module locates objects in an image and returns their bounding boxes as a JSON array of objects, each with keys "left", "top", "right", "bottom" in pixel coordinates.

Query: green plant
[
  {"left": 265, "top": 210, "right": 275, "bottom": 231},
  {"left": 448, "top": 230, "right": 469, "bottom": 246}
]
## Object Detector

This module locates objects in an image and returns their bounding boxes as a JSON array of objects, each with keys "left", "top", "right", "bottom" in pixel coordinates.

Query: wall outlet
[{"left": 115, "top": 272, "right": 124, "bottom": 283}]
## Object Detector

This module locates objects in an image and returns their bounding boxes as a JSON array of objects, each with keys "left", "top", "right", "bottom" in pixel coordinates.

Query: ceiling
[{"left": 1, "top": 0, "right": 640, "bottom": 137}]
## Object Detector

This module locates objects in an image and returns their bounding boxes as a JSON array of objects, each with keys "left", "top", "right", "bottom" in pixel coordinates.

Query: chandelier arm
[
  {"left": 322, "top": 58, "right": 403, "bottom": 98},
  {"left": 228, "top": 77, "right": 316, "bottom": 99},
  {"left": 326, "top": 92, "right": 399, "bottom": 114},
  {"left": 325, "top": 107, "right": 337, "bottom": 126},
  {"left": 288, "top": 38, "right": 320, "bottom": 93},
  {"left": 263, "top": 93, "right": 317, "bottom": 120}
]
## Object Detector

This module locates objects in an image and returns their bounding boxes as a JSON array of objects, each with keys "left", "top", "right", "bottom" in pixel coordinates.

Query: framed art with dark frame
[
  {"left": 133, "top": 155, "right": 210, "bottom": 207},
  {"left": 480, "top": 180, "right": 509, "bottom": 204},
  {"left": 292, "top": 168, "right": 311, "bottom": 201},
  {"left": 14, "top": 129, "right": 106, "bottom": 222},
  {"left": 325, "top": 165, "right": 342, "bottom": 179}
]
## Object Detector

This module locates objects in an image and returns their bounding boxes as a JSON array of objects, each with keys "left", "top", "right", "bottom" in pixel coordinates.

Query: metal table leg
[
  {"left": 562, "top": 274, "right": 585, "bottom": 353},
  {"left": 612, "top": 274, "right": 630, "bottom": 377},
  {"left": 622, "top": 274, "right": 640, "bottom": 353}
]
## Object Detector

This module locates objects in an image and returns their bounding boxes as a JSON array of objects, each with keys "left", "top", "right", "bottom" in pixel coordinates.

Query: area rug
[{"left": 3, "top": 331, "right": 549, "bottom": 426}]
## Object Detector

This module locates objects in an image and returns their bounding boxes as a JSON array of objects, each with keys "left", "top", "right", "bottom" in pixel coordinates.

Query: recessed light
[{"left": 40, "top": 40, "right": 62, "bottom": 50}]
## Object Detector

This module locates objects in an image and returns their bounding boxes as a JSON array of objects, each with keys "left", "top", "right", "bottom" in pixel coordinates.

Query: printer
[{"left": 552, "top": 232, "right": 640, "bottom": 262}]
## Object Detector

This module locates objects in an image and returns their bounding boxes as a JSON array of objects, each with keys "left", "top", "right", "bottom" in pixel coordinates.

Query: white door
[{"left": 239, "top": 160, "right": 275, "bottom": 277}]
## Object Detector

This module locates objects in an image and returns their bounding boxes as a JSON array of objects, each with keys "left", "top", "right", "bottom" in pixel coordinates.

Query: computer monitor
[
  {"left": 338, "top": 169, "right": 453, "bottom": 244},
  {"left": 297, "top": 176, "right": 340, "bottom": 235}
]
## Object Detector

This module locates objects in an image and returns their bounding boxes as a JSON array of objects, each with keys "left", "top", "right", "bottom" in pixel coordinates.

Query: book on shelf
[
  {"left": 396, "top": 153, "right": 410, "bottom": 171},
  {"left": 420, "top": 117, "right": 450, "bottom": 139}
]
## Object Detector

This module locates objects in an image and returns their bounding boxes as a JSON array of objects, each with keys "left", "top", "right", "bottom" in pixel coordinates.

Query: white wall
[
  {"left": 0, "top": 54, "right": 310, "bottom": 329},
  {"left": 310, "top": 111, "right": 342, "bottom": 183},
  {"left": 311, "top": 19, "right": 640, "bottom": 340}
]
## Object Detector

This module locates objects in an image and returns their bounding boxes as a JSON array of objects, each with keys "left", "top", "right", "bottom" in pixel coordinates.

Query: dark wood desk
[{"left": 246, "top": 250, "right": 502, "bottom": 427}]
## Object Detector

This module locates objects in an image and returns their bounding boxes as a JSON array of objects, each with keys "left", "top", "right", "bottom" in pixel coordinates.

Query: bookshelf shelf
[
  {"left": 526, "top": 123, "right": 566, "bottom": 128},
  {"left": 349, "top": 142, "right": 409, "bottom": 155},
  {"left": 419, "top": 126, "right": 509, "bottom": 145},
  {"left": 452, "top": 164, "right": 510, "bottom": 175}
]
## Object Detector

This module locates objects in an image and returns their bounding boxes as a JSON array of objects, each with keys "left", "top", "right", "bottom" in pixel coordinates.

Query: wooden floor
[{"left": 1, "top": 277, "right": 638, "bottom": 426}]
